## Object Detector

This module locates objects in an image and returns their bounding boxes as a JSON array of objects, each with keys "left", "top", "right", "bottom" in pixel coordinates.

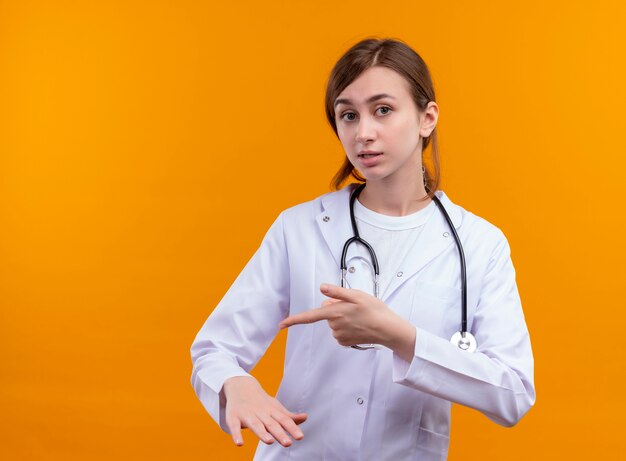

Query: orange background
[{"left": 1, "top": 1, "right": 625, "bottom": 459}]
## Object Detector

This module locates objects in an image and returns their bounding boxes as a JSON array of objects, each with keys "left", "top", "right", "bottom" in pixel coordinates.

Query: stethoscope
[{"left": 340, "top": 183, "right": 477, "bottom": 353}]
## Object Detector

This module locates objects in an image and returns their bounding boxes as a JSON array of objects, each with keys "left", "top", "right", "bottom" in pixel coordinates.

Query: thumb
[{"left": 226, "top": 416, "right": 244, "bottom": 446}]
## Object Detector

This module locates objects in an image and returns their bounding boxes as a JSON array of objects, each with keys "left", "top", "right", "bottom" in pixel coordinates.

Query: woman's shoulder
[
  {"left": 437, "top": 190, "right": 508, "bottom": 245},
  {"left": 278, "top": 184, "right": 355, "bottom": 222}
]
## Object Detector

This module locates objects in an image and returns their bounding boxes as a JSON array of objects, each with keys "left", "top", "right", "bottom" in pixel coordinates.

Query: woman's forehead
[{"left": 335, "top": 67, "right": 411, "bottom": 105}]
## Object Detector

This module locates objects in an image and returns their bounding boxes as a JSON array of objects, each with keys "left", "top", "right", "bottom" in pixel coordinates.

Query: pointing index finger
[{"left": 279, "top": 306, "right": 332, "bottom": 329}]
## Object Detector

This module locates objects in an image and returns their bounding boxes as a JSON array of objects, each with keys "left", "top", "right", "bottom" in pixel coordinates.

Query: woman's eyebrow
[{"left": 334, "top": 93, "right": 396, "bottom": 108}]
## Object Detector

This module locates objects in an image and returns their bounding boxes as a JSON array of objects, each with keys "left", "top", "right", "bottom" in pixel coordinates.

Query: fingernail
[
  {"left": 320, "top": 284, "right": 329, "bottom": 292},
  {"left": 295, "top": 430, "right": 303, "bottom": 438}
]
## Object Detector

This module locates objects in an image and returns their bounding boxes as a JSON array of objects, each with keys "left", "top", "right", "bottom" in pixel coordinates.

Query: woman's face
[{"left": 334, "top": 66, "right": 437, "bottom": 186}]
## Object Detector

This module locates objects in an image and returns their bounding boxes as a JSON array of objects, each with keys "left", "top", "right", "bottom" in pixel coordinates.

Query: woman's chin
[{"left": 354, "top": 167, "right": 388, "bottom": 182}]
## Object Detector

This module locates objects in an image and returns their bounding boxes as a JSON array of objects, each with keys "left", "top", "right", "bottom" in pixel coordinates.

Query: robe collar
[{"left": 315, "top": 183, "right": 463, "bottom": 301}]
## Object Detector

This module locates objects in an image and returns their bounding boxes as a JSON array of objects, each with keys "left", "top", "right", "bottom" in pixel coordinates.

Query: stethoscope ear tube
[
  {"left": 431, "top": 195, "right": 476, "bottom": 352},
  {"left": 431, "top": 195, "right": 467, "bottom": 335},
  {"left": 342, "top": 183, "right": 380, "bottom": 297}
]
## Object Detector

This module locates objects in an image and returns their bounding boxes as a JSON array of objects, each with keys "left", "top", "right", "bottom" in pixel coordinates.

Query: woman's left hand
[{"left": 279, "top": 284, "right": 416, "bottom": 358}]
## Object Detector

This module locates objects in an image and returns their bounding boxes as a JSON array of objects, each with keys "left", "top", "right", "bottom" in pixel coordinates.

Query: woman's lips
[{"left": 357, "top": 152, "right": 382, "bottom": 167}]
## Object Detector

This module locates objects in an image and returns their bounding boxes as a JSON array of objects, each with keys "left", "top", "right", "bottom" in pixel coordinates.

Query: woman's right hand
[{"left": 223, "top": 376, "right": 308, "bottom": 447}]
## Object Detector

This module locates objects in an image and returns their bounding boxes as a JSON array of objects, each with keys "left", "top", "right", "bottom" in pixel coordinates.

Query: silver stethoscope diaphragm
[{"left": 450, "top": 331, "right": 477, "bottom": 353}]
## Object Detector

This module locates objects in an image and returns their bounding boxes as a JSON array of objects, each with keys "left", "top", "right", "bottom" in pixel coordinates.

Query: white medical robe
[{"left": 190, "top": 184, "right": 536, "bottom": 461}]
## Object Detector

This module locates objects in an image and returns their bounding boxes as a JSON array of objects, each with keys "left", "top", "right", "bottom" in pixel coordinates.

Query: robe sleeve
[
  {"left": 391, "top": 229, "right": 536, "bottom": 427},
  {"left": 189, "top": 212, "right": 290, "bottom": 433}
]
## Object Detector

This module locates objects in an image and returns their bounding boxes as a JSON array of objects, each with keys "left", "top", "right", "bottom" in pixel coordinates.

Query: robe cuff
[
  {"left": 193, "top": 363, "right": 252, "bottom": 433},
  {"left": 392, "top": 326, "right": 431, "bottom": 386}
]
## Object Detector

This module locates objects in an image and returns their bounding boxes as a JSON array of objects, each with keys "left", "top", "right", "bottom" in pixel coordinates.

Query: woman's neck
[{"left": 358, "top": 180, "right": 431, "bottom": 217}]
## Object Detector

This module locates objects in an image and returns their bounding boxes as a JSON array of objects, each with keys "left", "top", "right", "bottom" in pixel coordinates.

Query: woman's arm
[
  {"left": 190, "top": 212, "right": 306, "bottom": 446},
  {"left": 390, "top": 230, "right": 535, "bottom": 427},
  {"left": 281, "top": 229, "right": 535, "bottom": 427}
]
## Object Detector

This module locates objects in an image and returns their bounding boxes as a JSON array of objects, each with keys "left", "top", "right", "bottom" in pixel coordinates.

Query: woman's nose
[{"left": 355, "top": 117, "right": 376, "bottom": 144}]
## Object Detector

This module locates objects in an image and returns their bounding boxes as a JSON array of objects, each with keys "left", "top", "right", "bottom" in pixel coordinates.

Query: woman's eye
[{"left": 339, "top": 106, "right": 391, "bottom": 122}]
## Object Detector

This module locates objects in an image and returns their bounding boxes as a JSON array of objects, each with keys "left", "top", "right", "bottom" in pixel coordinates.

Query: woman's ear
[{"left": 419, "top": 101, "right": 439, "bottom": 138}]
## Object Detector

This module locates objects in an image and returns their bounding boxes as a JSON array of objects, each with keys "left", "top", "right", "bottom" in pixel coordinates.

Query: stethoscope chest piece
[{"left": 450, "top": 331, "right": 477, "bottom": 353}]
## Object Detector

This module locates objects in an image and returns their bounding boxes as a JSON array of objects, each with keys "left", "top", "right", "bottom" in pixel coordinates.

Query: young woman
[{"left": 190, "top": 37, "right": 535, "bottom": 461}]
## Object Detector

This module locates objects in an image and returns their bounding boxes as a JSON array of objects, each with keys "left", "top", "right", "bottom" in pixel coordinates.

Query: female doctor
[{"left": 190, "top": 37, "right": 535, "bottom": 461}]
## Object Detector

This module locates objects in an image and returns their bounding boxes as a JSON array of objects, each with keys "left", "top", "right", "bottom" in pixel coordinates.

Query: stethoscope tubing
[
  {"left": 341, "top": 183, "right": 473, "bottom": 350},
  {"left": 430, "top": 194, "right": 468, "bottom": 336}
]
